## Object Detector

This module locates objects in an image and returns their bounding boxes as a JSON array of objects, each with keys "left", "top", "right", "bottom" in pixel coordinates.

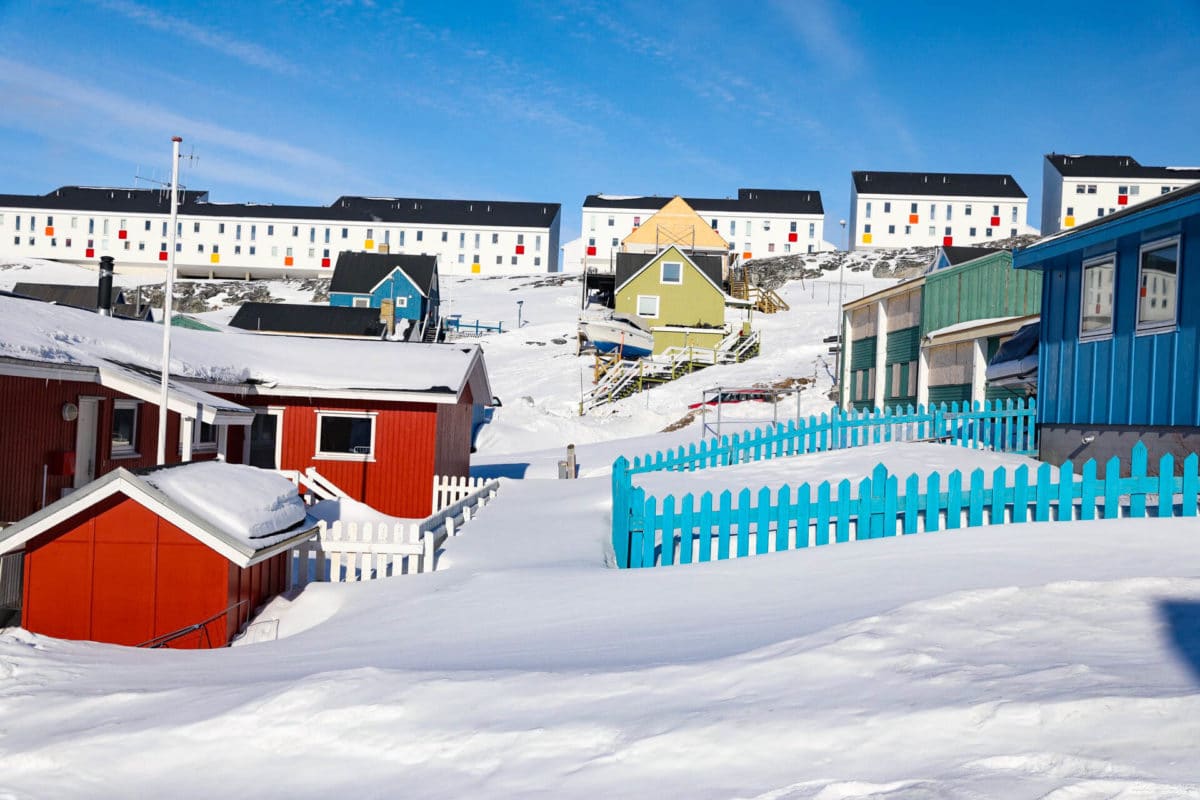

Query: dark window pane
[{"left": 319, "top": 416, "right": 373, "bottom": 455}]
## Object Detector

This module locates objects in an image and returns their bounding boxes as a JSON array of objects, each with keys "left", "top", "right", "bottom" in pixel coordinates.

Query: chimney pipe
[{"left": 97, "top": 255, "right": 115, "bottom": 316}]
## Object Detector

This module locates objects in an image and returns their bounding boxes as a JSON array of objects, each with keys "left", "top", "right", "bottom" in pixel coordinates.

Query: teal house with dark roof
[{"left": 329, "top": 252, "right": 440, "bottom": 338}]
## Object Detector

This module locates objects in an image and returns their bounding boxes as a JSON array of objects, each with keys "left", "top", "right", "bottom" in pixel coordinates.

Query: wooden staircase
[
  {"left": 582, "top": 329, "right": 761, "bottom": 411},
  {"left": 729, "top": 274, "right": 789, "bottom": 314}
]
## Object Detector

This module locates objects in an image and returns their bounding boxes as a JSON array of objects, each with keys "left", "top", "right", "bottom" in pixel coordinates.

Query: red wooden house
[
  {"left": 0, "top": 293, "right": 493, "bottom": 525},
  {"left": 0, "top": 461, "right": 318, "bottom": 648}
]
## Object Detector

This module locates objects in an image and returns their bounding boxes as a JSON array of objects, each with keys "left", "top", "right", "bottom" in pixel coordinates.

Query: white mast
[{"left": 157, "top": 136, "right": 183, "bottom": 465}]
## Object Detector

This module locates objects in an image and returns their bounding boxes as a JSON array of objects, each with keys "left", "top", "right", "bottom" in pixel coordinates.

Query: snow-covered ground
[{"left": 3, "top": 256, "right": 1200, "bottom": 798}]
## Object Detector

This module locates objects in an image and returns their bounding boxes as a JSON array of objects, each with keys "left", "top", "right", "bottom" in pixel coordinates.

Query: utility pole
[
  {"left": 157, "top": 136, "right": 182, "bottom": 465},
  {"left": 833, "top": 219, "right": 847, "bottom": 397}
]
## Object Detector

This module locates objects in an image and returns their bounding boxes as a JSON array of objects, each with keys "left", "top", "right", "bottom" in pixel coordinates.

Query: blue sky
[{"left": 1, "top": 0, "right": 1198, "bottom": 245}]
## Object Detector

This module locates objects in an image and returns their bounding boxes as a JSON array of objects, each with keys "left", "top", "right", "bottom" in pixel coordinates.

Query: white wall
[
  {"left": 1041, "top": 173, "right": 1199, "bottom": 235},
  {"left": 0, "top": 206, "right": 561, "bottom": 278},
  {"left": 850, "top": 193, "right": 1033, "bottom": 250},
  {"left": 580, "top": 205, "right": 827, "bottom": 271}
]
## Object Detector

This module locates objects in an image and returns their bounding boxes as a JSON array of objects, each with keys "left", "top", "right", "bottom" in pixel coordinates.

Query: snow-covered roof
[
  {"left": 0, "top": 462, "right": 317, "bottom": 566},
  {"left": 0, "top": 294, "right": 491, "bottom": 404},
  {"left": 923, "top": 315, "right": 1035, "bottom": 343}
]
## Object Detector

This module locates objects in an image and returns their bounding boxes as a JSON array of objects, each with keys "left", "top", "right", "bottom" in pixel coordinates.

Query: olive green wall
[{"left": 615, "top": 246, "right": 725, "bottom": 330}]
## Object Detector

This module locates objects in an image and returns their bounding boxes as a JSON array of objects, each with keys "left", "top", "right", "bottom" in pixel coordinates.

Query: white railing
[
  {"left": 277, "top": 467, "right": 349, "bottom": 503},
  {"left": 289, "top": 478, "right": 501, "bottom": 588}
]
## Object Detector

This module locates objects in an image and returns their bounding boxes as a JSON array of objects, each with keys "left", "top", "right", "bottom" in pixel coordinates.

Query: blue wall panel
[{"left": 1033, "top": 207, "right": 1196, "bottom": 428}]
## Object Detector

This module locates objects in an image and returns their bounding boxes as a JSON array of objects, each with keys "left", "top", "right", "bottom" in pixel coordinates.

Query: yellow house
[
  {"left": 621, "top": 196, "right": 730, "bottom": 261},
  {"left": 614, "top": 245, "right": 735, "bottom": 354}
]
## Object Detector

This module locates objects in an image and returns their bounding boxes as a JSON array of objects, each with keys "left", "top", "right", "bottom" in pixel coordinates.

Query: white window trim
[
  {"left": 314, "top": 410, "right": 377, "bottom": 462},
  {"left": 636, "top": 295, "right": 660, "bottom": 318},
  {"left": 352, "top": 296, "right": 370, "bottom": 308},
  {"left": 660, "top": 261, "right": 683, "bottom": 285},
  {"left": 111, "top": 398, "right": 141, "bottom": 459},
  {"left": 1079, "top": 253, "right": 1116, "bottom": 342},
  {"left": 395, "top": 296, "right": 409, "bottom": 308},
  {"left": 1135, "top": 235, "right": 1181, "bottom": 335}
]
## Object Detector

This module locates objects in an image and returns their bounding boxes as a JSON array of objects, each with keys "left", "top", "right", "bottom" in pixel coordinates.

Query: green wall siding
[
  {"left": 885, "top": 326, "right": 920, "bottom": 363},
  {"left": 849, "top": 337, "right": 876, "bottom": 370},
  {"left": 921, "top": 251, "right": 1041, "bottom": 334},
  {"left": 929, "top": 383, "right": 972, "bottom": 405}
]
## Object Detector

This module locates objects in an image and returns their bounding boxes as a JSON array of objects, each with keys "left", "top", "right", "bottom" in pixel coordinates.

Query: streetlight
[
  {"left": 833, "top": 219, "right": 847, "bottom": 403},
  {"left": 517, "top": 299, "right": 524, "bottom": 329}
]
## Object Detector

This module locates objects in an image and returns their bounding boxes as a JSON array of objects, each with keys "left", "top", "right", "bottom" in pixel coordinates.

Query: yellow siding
[{"left": 615, "top": 246, "right": 725, "bottom": 331}]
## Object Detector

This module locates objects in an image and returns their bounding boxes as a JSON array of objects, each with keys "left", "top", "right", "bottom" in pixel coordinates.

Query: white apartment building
[
  {"left": 0, "top": 186, "right": 562, "bottom": 278},
  {"left": 849, "top": 171, "right": 1033, "bottom": 251},
  {"left": 1040, "top": 154, "right": 1200, "bottom": 235},
  {"left": 577, "top": 188, "right": 828, "bottom": 272}
]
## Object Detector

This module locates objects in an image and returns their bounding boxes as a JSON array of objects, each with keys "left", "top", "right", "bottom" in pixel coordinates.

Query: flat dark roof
[
  {"left": 584, "top": 188, "right": 823, "bottom": 215},
  {"left": 1045, "top": 153, "right": 1200, "bottom": 181},
  {"left": 852, "top": 171, "right": 1026, "bottom": 199}
]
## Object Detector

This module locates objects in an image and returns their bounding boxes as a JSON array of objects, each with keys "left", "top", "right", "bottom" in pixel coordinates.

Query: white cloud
[
  {"left": 767, "top": 0, "right": 863, "bottom": 78},
  {"left": 86, "top": 0, "right": 303, "bottom": 77}
]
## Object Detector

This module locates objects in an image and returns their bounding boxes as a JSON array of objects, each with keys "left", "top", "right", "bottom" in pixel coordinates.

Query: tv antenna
[{"left": 134, "top": 145, "right": 199, "bottom": 199}]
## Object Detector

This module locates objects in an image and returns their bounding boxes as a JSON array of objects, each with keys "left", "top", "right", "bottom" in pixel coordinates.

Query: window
[
  {"left": 352, "top": 297, "right": 370, "bottom": 308},
  {"left": 789, "top": 221, "right": 797, "bottom": 232},
  {"left": 910, "top": 202, "right": 918, "bottom": 214},
  {"left": 496, "top": 255, "right": 503, "bottom": 264},
  {"left": 534, "top": 257, "right": 541, "bottom": 266},
  {"left": 946, "top": 204, "right": 952, "bottom": 220},
  {"left": 1010, "top": 229, "right": 1017, "bottom": 237},
  {"left": 1067, "top": 206, "right": 1074, "bottom": 216},
  {"left": 661, "top": 261, "right": 683, "bottom": 284},
  {"left": 191, "top": 421, "right": 218, "bottom": 453},
  {"left": 634, "top": 217, "right": 641, "bottom": 226},
  {"left": 1097, "top": 208, "right": 1105, "bottom": 218},
  {"left": 415, "top": 230, "right": 423, "bottom": 242},
  {"left": 111, "top": 400, "right": 140, "bottom": 457},
  {"left": 1076, "top": 184, "right": 1086, "bottom": 194},
  {"left": 286, "top": 247, "right": 293, "bottom": 257},
  {"left": 1130, "top": 186, "right": 1140, "bottom": 196},
  {"left": 930, "top": 204, "right": 936, "bottom": 220},
  {"left": 636, "top": 295, "right": 659, "bottom": 317},
  {"left": 944, "top": 227, "right": 952, "bottom": 236},
  {"left": 768, "top": 243, "right": 775, "bottom": 252},
  {"left": 730, "top": 220, "right": 737, "bottom": 236},
  {"left": 315, "top": 412, "right": 375, "bottom": 460},
  {"left": 267, "top": 225, "right": 274, "bottom": 236},
  {"left": 1087, "top": 185, "right": 1097, "bottom": 194},
  {"left": 474, "top": 233, "right": 481, "bottom": 247},
  {"left": 459, "top": 232, "right": 466, "bottom": 247},
  {"left": 1011, "top": 207, "right": 1018, "bottom": 223},
  {"left": 236, "top": 224, "right": 243, "bottom": 240},
  {"left": 535, "top": 235, "right": 541, "bottom": 251},
  {"left": 864, "top": 224, "right": 872, "bottom": 234},
  {"left": 1137, "top": 237, "right": 1180, "bottom": 332},
  {"left": 193, "top": 222, "right": 201, "bottom": 233},
  {"left": 888, "top": 225, "right": 895, "bottom": 234},
  {"left": 611, "top": 237, "right": 618, "bottom": 247},
  {"left": 991, "top": 205, "right": 999, "bottom": 216},
  {"left": 763, "top": 220, "right": 771, "bottom": 231},
  {"left": 784, "top": 244, "right": 792, "bottom": 253},
  {"left": 441, "top": 231, "right": 448, "bottom": 242},
  {"left": 249, "top": 246, "right": 256, "bottom": 255},
  {"left": 969, "top": 227, "right": 977, "bottom": 237},
  {"left": 865, "top": 202, "right": 872, "bottom": 219},
  {"left": 341, "top": 228, "right": 349, "bottom": 239},
  {"left": 884, "top": 202, "right": 891, "bottom": 213},
  {"left": 904, "top": 225, "right": 911, "bottom": 234},
  {"left": 395, "top": 297, "right": 409, "bottom": 308},
  {"left": 161, "top": 221, "right": 167, "bottom": 236},
  {"left": 293, "top": 225, "right": 300, "bottom": 237},
  {"left": 928, "top": 226, "right": 935, "bottom": 236},
  {"left": 457, "top": 254, "right": 465, "bottom": 264},
  {"left": 1118, "top": 185, "right": 1128, "bottom": 195},
  {"left": 808, "top": 223, "right": 815, "bottom": 238},
  {"left": 399, "top": 231, "right": 406, "bottom": 246},
  {"left": 965, "top": 204, "right": 972, "bottom": 216},
  {"left": 234, "top": 245, "right": 242, "bottom": 255},
  {"left": 986, "top": 228, "right": 993, "bottom": 237},
  {"left": 218, "top": 223, "right": 225, "bottom": 234},
  {"left": 271, "top": 246, "right": 278, "bottom": 257},
  {"left": 1081, "top": 254, "right": 1115, "bottom": 338},
  {"left": 511, "top": 256, "right": 518, "bottom": 265},
  {"left": 143, "top": 220, "right": 151, "bottom": 231},
  {"left": 607, "top": 216, "right": 614, "bottom": 227},
  {"left": 491, "top": 233, "right": 499, "bottom": 244},
  {"left": 712, "top": 219, "right": 719, "bottom": 230}
]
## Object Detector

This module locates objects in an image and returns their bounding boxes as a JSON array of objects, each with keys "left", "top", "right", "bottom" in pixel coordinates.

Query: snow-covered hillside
[{"left": 3, "top": 255, "right": 1200, "bottom": 799}]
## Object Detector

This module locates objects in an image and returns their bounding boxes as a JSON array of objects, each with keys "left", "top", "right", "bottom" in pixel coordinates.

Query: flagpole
[{"left": 157, "top": 136, "right": 182, "bottom": 465}]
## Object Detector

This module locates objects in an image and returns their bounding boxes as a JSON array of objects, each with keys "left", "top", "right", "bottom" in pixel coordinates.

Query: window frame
[
  {"left": 1135, "top": 235, "right": 1181, "bottom": 335},
  {"left": 110, "top": 399, "right": 141, "bottom": 458},
  {"left": 1079, "top": 252, "right": 1117, "bottom": 341},
  {"left": 636, "top": 295, "right": 660, "bottom": 318},
  {"left": 314, "top": 411, "right": 377, "bottom": 461},
  {"left": 660, "top": 261, "right": 683, "bottom": 285}
]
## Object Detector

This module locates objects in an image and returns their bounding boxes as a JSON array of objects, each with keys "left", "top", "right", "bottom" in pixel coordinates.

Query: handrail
[{"left": 136, "top": 599, "right": 248, "bottom": 648}]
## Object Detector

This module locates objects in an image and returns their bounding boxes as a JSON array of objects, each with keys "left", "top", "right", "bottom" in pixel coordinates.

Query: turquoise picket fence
[
  {"left": 625, "top": 399, "right": 1037, "bottom": 479},
  {"left": 613, "top": 441, "right": 1196, "bottom": 568}
]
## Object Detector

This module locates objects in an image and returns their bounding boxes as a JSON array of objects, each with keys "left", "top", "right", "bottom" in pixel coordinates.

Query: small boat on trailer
[{"left": 578, "top": 312, "right": 654, "bottom": 359}]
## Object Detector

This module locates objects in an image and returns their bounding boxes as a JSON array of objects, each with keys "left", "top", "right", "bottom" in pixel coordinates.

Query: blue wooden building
[
  {"left": 329, "top": 252, "right": 440, "bottom": 339},
  {"left": 1014, "top": 181, "right": 1200, "bottom": 471}
]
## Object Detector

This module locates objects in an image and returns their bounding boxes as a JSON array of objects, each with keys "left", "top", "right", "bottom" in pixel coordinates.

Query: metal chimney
[{"left": 97, "top": 255, "right": 115, "bottom": 316}]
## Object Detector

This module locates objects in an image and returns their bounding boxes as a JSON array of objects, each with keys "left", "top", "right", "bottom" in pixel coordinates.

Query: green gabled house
[
  {"left": 839, "top": 246, "right": 1041, "bottom": 410},
  {"left": 614, "top": 245, "right": 734, "bottom": 354}
]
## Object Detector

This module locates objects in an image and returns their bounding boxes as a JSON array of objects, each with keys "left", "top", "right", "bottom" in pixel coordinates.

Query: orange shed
[{"left": 0, "top": 462, "right": 317, "bottom": 648}]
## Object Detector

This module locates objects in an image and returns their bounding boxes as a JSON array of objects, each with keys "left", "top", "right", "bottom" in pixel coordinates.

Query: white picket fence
[
  {"left": 433, "top": 474, "right": 492, "bottom": 512},
  {"left": 289, "top": 477, "right": 501, "bottom": 588}
]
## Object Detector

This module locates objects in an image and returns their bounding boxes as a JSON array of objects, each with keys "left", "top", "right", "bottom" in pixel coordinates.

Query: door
[
  {"left": 74, "top": 397, "right": 100, "bottom": 489},
  {"left": 247, "top": 409, "right": 282, "bottom": 469}
]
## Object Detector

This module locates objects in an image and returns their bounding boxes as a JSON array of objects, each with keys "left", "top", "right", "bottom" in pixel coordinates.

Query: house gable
[
  {"left": 621, "top": 196, "right": 729, "bottom": 252},
  {"left": 614, "top": 246, "right": 725, "bottom": 330}
]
